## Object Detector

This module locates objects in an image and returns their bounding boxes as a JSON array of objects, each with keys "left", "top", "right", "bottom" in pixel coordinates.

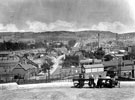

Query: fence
[
  {"left": 0, "top": 73, "right": 73, "bottom": 85},
  {"left": 0, "top": 67, "right": 82, "bottom": 85}
]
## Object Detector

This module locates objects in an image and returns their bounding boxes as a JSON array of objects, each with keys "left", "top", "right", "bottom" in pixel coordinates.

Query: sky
[{"left": 0, "top": 0, "right": 135, "bottom": 33}]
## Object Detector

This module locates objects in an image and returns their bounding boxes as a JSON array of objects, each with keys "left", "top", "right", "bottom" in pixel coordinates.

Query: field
[{"left": 0, "top": 82, "right": 135, "bottom": 100}]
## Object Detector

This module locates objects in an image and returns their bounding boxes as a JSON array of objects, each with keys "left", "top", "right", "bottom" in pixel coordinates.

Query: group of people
[
  {"left": 78, "top": 73, "right": 117, "bottom": 88},
  {"left": 90, "top": 74, "right": 119, "bottom": 88}
]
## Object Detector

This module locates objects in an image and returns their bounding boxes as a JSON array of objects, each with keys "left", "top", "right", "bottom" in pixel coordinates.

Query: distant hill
[{"left": 0, "top": 31, "right": 135, "bottom": 44}]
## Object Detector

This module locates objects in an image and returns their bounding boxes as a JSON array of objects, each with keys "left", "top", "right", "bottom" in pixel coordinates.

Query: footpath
[
  {"left": 0, "top": 81, "right": 135, "bottom": 90},
  {"left": 0, "top": 81, "right": 73, "bottom": 90}
]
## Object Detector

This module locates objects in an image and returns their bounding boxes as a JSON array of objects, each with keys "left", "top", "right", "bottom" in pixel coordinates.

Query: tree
[
  {"left": 41, "top": 58, "right": 54, "bottom": 80},
  {"left": 103, "top": 54, "right": 113, "bottom": 61},
  {"left": 68, "top": 39, "right": 76, "bottom": 47},
  {"left": 94, "top": 47, "right": 105, "bottom": 59}
]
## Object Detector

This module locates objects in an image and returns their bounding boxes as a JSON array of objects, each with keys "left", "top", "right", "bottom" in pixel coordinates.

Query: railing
[{"left": 0, "top": 73, "right": 73, "bottom": 85}]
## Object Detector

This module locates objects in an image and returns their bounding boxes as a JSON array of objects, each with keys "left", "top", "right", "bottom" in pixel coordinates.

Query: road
[
  {"left": 50, "top": 54, "right": 65, "bottom": 75},
  {"left": 32, "top": 54, "right": 65, "bottom": 75}
]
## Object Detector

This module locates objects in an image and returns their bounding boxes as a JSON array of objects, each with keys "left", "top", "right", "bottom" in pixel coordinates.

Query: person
[
  {"left": 89, "top": 74, "right": 95, "bottom": 88},
  {"left": 112, "top": 75, "right": 118, "bottom": 86},
  {"left": 81, "top": 64, "right": 85, "bottom": 74},
  {"left": 97, "top": 75, "right": 102, "bottom": 88},
  {"left": 77, "top": 74, "right": 84, "bottom": 88},
  {"left": 79, "top": 73, "right": 84, "bottom": 79}
]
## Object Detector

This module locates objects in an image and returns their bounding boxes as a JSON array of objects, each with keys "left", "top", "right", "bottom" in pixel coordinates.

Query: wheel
[
  {"left": 79, "top": 80, "right": 84, "bottom": 88},
  {"left": 88, "top": 82, "right": 95, "bottom": 88},
  {"left": 74, "top": 83, "right": 79, "bottom": 88},
  {"left": 92, "top": 83, "right": 96, "bottom": 88}
]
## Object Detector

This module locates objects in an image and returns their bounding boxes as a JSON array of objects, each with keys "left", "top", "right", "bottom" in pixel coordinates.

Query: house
[
  {"left": 83, "top": 64, "right": 106, "bottom": 78},
  {"left": 84, "top": 64, "right": 104, "bottom": 73},
  {"left": 0, "top": 52, "right": 19, "bottom": 82},
  {"left": 0, "top": 67, "right": 13, "bottom": 82},
  {"left": 103, "top": 54, "right": 135, "bottom": 78},
  {"left": 80, "top": 59, "right": 102, "bottom": 65},
  {"left": 12, "top": 63, "right": 37, "bottom": 79}
]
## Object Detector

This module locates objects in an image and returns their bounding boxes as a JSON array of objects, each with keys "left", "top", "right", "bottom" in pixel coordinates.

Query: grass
[{"left": 0, "top": 82, "right": 135, "bottom": 100}]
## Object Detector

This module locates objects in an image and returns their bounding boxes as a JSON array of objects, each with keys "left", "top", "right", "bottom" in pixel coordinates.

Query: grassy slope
[{"left": 0, "top": 31, "right": 135, "bottom": 45}]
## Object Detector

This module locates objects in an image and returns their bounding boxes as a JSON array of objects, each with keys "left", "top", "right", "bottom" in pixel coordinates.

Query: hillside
[{"left": 0, "top": 31, "right": 135, "bottom": 44}]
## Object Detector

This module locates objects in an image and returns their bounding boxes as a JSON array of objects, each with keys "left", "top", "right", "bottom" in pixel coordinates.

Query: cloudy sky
[{"left": 0, "top": 0, "right": 135, "bottom": 33}]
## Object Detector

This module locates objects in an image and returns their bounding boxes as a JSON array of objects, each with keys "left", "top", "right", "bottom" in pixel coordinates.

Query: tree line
[{"left": 0, "top": 41, "right": 47, "bottom": 51}]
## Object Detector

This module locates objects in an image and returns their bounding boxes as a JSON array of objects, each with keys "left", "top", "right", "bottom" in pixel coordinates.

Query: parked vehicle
[{"left": 73, "top": 74, "right": 120, "bottom": 88}]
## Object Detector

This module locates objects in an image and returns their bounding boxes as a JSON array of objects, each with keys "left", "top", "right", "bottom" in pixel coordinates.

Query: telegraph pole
[
  {"left": 118, "top": 57, "right": 122, "bottom": 78},
  {"left": 98, "top": 33, "right": 100, "bottom": 49},
  {"left": 116, "top": 33, "right": 119, "bottom": 49},
  {"left": 131, "top": 58, "right": 134, "bottom": 78}
]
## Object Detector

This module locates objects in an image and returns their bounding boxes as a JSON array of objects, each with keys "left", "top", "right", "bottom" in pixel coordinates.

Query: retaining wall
[{"left": 0, "top": 82, "right": 18, "bottom": 90}]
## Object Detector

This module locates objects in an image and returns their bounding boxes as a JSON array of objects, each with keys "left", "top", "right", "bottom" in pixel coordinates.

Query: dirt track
[{"left": 0, "top": 82, "right": 135, "bottom": 100}]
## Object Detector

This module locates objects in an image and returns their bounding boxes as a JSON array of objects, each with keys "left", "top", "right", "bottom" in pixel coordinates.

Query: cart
[{"left": 73, "top": 76, "right": 120, "bottom": 88}]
